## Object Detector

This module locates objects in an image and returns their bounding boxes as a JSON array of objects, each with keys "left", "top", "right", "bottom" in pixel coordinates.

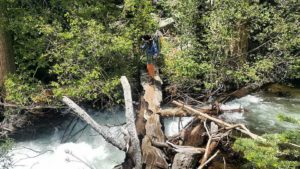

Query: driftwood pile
[{"left": 62, "top": 72, "right": 262, "bottom": 169}]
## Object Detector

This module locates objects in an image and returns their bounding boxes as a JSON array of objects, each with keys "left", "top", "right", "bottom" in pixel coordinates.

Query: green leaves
[
  {"left": 234, "top": 115, "right": 300, "bottom": 169},
  {"left": 2, "top": 0, "right": 157, "bottom": 104},
  {"left": 1, "top": 0, "right": 299, "bottom": 105}
]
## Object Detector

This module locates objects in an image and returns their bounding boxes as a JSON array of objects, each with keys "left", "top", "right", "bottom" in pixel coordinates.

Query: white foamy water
[
  {"left": 6, "top": 109, "right": 126, "bottom": 169},
  {"left": 3, "top": 92, "right": 300, "bottom": 168},
  {"left": 163, "top": 117, "right": 194, "bottom": 136},
  {"left": 221, "top": 94, "right": 300, "bottom": 134}
]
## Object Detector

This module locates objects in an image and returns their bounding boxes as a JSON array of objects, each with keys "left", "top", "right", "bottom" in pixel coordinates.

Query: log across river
[
  {"left": 4, "top": 71, "right": 300, "bottom": 169},
  {"left": 35, "top": 71, "right": 264, "bottom": 169},
  {"left": 61, "top": 71, "right": 262, "bottom": 168}
]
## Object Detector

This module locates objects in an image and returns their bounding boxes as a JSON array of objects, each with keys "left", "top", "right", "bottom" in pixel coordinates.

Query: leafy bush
[
  {"left": 2, "top": 0, "right": 157, "bottom": 104},
  {"left": 233, "top": 115, "right": 300, "bottom": 169}
]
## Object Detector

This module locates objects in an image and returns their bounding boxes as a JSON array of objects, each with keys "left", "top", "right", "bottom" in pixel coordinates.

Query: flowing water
[
  {"left": 7, "top": 108, "right": 126, "bottom": 169},
  {"left": 3, "top": 90, "right": 300, "bottom": 169},
  {"left": 220, "top": 92, "right": 300, "bottom": 134}
]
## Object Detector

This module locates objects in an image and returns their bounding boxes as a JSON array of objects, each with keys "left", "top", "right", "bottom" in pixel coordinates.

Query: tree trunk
[
  {"left": 120, "top": 76, "right": 142, "bottom": 169},
  {"left": 0, "top": 16, "right": 15, "bottom": 87}
]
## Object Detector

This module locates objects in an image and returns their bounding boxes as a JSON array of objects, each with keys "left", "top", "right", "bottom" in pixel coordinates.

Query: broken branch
[
  {"left": 62, "top": 96, "right": 126, "bottom": 150},
  {"left": 172, "top": 100, "right": 263, "bottom": 140}
]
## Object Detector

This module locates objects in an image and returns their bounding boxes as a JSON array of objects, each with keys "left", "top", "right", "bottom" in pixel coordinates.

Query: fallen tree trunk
[
  {"left": 139, "top": 70, "right": 168, "bottom": 169},
  {"left": 120, "top": 76, "right": 142, "bottom": 169},
  {"left": 61, "top": 72, "right": 262, "bottom": 169},
  {"left": 218, "top": 83, "right": 264, "bottom": 103},
  {"left": 63, "top": 76, "right": 143, "bottom": 169},
  {"left": 62, "top": 96, "right": 126, "bottom": 150}
]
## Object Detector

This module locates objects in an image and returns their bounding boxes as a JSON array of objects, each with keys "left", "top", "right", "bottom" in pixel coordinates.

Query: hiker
[{"left": 141, "top": 35, "right": 159, "bottom": 79}]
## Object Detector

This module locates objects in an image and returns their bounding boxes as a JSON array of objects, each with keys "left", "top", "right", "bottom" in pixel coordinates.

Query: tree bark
[
  {"left": 120, "top": 76, "right": 142, "bottom": 169},
  {"left": 139, "top": 70, "right": 168, "bottom": 169},
  {"left": 0, "top": 15, "right": 15, "bottom": 87},
  {"left": 172, "top": 153, "right": 199, "bottom": 169}
]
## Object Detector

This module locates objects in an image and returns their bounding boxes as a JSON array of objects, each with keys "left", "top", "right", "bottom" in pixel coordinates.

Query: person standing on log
[{"left": 141, "top": 35, "right": 159, "bottom": 81}]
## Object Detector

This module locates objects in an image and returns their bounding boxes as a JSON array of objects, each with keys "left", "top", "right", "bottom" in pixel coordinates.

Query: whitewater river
[{"left": 4, "top": 92, "right": 300, "bottom": 169}]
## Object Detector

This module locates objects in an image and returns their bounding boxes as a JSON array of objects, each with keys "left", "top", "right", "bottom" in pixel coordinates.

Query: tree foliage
[
  {"left": 1, "top": 0, "right": 156, "bottom": 105},
  {"left": 160, "top": 0, "right": 299, "bottom": 92},
  {"left": 0, "top": 0, "right": 299, "bottom": 104},
  {"left": 233, "top": 115, "right": 300, "bottom": 169}
]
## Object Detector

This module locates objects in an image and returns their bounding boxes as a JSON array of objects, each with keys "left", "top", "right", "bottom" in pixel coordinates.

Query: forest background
[{"left": 0, "top": 0, "right": 299, "bottom": 168}]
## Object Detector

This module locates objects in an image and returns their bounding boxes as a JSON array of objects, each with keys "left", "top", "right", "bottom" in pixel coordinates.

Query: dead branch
[
  {"left": 0, "top": 102, "right": 65, "bottom": 110},
  {"left": 66, "top": 124, "right": 88, "bottom": 142},
  {"left": 62, "top": 96, "right": 126, "bottom": 150},
  {"left": 61, "top": 117, "right": 78, "bottom": 143},
  {"left": 199, "top": 121, "right": 218, "bottom": 168},
  {"left": 120, "top": 76, "right": 142, "bottom": 169},
  {"left": 0, "top": 126, "right": 13, "bottom": 132},
  {"left": 158, "top": 105, "right": 243, "bottom": 117},
  {"left": 65, "top": 149, "right": 96, "bottom": 169},
  {"left": 158, "top": 107, "right": 189, "bottom": 117},
  {"left": 198, "top": 150, "right": 220, "bottom": 169},
  {"left": 172, "top": 100, "right": 263, "bottom": 140}
]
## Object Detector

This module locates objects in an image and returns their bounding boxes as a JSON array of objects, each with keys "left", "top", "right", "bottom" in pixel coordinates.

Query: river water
[
  {"left": 7, "top": 108, "right": 126, "bottom": 169},
  {"left": 3, "top": 92, "right": 300, "bottom": 169},
  {"left": 220, "top": 92, "right": 300, "bottom": 134}
]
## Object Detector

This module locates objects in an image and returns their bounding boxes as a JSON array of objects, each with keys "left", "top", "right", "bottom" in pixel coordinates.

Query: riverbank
[{"left": 2, "top": 86, "right": 298, "bottom": 168}]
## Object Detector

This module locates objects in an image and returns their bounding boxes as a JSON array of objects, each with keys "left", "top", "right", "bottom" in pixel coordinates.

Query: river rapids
[{"left": 3, "top": 92, "right": 300, "bottom": 169}]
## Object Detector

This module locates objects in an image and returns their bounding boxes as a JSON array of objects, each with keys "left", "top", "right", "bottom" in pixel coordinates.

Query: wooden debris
[
  {"left": 145, "top": 114, "right": 165, "bottom": 142},
  {"left": 62, "top": 71, "right": 263, "bottom": 169},
  {"left": 172, "top": 153, "right": 198, "bottom": 169},
  {"left": 142, "top": 136, "right": 169, "bottom": 169},
  {"left": 167, "top": 141, "right": 205, "bottom": 154},
  {"left": 136, "top": 97, "right": 146, "bottom": 138},
  {"left": 120, "top": 76, "right": 142, "bottom": 169},
  {"left": 172, "top": 100, "right": 263, "bottom": 140},
  {"left": 198, "top": 150, "right": 220, "bottom": 169},
  {"left": 139, "top": 70, "right": 168, "bottom": 169},
  {"left": 199, "top": 121, "right": 219, "bottom": 169},
  {"left": 158, "top": 105, "right": 244, "bottom": 117}
]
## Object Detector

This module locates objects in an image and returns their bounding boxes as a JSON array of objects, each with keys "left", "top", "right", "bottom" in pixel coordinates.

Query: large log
[
  {"left": 145, "top": 114, "right": 165, "bottom": 142},
  {"left": 120, "top": 76, "right": 142, "bottom": 169},
  {"left": 63, "top": 76, "right": 144, "bottom": 169},
  {"left": 139, "top": 70, "right": 168, "bottom": 168},
  {"left": 218, "top": 83, "right": 263, "bottom": 102}
]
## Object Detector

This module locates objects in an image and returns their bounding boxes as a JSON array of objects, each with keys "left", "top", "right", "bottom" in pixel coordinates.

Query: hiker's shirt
[{"left": 142, "top": 41, "right": 158, "bottom": 64}]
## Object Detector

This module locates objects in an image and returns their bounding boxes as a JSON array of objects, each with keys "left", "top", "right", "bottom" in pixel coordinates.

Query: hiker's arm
[
  {"left": 141, "top": 43, "right": 146, "bottom": 49},
  {"left": 153, "top": 42, "right": 158, "bottom": 58}
]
